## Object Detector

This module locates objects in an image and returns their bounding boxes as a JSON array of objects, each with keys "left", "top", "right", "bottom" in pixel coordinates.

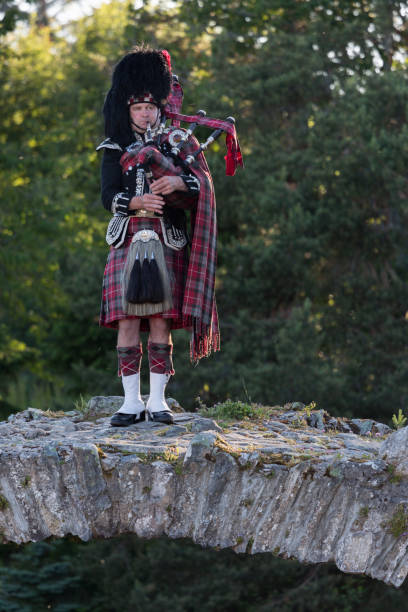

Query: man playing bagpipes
[{"left": 97, "top": 45, "right": 243, "bottom": 427}]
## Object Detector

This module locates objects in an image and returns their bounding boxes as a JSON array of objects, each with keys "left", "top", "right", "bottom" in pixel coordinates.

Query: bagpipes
[{"left": 119, "top": 110, "right": 240, "bottom": 201}]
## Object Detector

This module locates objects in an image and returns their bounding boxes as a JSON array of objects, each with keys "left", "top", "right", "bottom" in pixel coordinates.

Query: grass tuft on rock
[
  {"left": 198, "top": 399, "right": 280, "bottom": 423},
  {"left": 0, "top": 495, "right": 9, "bottom": 511},
  {"left": 387, "top": 505, "right": 408, "bottom": 538}
]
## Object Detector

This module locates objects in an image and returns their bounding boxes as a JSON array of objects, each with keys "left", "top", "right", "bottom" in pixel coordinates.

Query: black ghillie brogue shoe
[
  {"left": 110, "top": 411, "right": 145, "bottom": 427},
  {"left": 147, "top": 410, "right": 174, "bottom": 425}
]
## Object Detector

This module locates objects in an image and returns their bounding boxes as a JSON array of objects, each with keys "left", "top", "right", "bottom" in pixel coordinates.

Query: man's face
[{"left": 129, "top": 102, "right": 160, "bottom": 132}]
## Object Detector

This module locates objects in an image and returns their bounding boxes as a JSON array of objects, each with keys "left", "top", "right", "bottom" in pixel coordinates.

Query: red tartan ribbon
[{"left": 164, "top": 110, "right": 244, "bottom": 176}]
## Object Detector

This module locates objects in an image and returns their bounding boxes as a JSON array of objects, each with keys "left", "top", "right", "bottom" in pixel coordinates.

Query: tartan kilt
[{"left": 99, "top": 216, "right": 190, "bottom": 331}]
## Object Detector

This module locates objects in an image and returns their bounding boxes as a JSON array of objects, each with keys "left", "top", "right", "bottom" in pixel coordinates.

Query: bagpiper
[{"left": 97, "top": 45, "right": 242, "bottom": 427}]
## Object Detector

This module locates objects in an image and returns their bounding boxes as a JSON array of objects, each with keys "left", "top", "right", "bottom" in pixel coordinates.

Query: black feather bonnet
[{"left": 103, "top": 46, "right": 172, "bottom": 146}]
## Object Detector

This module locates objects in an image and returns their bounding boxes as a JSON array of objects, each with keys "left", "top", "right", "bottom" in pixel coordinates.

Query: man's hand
[
  {"left": 129, "top": 193, "right": 165, "bottom": 214},
  {"left": 150, "top": 176, "right": 187, "bottom": 195}
]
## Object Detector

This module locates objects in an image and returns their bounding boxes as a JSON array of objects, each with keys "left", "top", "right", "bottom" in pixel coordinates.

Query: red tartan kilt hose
[{"left": 99, "top": 216, "right": 189, "bottom": 331}]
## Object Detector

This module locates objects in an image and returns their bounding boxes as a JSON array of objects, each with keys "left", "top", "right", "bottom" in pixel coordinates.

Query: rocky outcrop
[{"left": 0, "top": 400, "right": 407, "bottom": 586}]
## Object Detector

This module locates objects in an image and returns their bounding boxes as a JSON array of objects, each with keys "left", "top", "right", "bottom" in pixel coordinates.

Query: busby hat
[{"left": 103, "top": 46, "right": 172, "bottom": 145}]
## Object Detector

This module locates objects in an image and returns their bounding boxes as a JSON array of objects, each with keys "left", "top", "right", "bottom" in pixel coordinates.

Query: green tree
[
  {"left": 0, "top": 536, "right": 408, "bottom": 611},
  {"left": 1, "top": 0, "right": 408, "bottom": 423},
  {"left": 173, "top": 0, "right": 408, "bottom": 419}
]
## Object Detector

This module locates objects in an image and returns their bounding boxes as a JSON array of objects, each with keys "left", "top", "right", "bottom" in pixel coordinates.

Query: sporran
[{"left": 121, "top": 229, "right": 173, "bottom": 316}]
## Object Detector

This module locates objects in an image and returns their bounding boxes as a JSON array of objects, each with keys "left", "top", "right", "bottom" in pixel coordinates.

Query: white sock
[
  {"left": 118, "top": 373, "right": 145, "bottom": 415},
  {"left": 146, "top": 372, "right": 171, "bottom": 414}
]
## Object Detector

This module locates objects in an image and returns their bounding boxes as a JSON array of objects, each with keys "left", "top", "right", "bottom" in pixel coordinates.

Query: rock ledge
[{"left": 1, "top": 400, "right": 408, "bottom": 587}]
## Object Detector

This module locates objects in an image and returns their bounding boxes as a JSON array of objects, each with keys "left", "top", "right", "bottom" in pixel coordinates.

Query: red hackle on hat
[{"left": 161, "top": 50, "right": 172, "bottom": 71}]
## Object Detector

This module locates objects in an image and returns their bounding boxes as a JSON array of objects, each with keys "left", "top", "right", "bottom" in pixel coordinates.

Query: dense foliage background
[
  {"left": 1, "top": 0, "right": 407, "bottom": 422},
  {"left": 0, "top": 0, "right": 408, "bottom": 609},
  {"left": 1, "top": 535, "right": 408, "bottom": 611}
]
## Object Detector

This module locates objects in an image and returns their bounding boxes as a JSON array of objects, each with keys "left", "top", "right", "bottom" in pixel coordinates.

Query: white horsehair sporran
[{"left": 122, "top": 229, "right": 173, "bottom": 316}]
